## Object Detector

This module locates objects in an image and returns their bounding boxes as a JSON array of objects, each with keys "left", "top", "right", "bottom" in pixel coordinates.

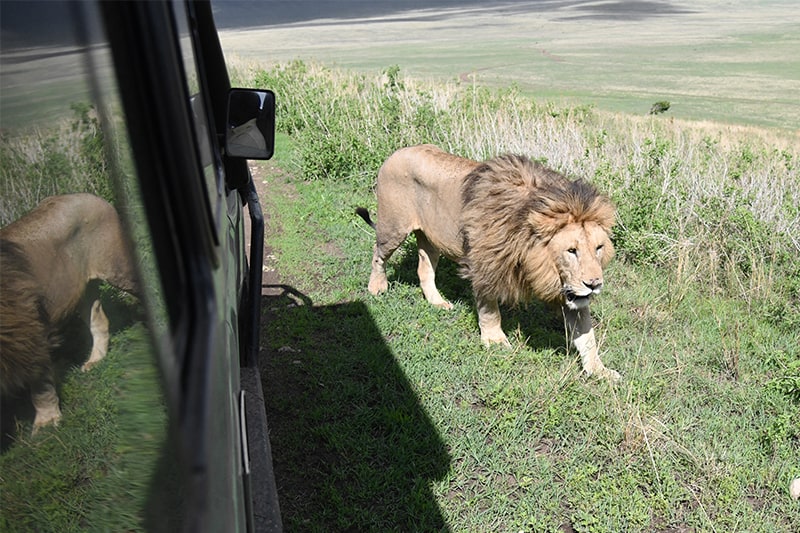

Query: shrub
[{"left": 0, "top": 103, "right": 110, "bottom": 225}]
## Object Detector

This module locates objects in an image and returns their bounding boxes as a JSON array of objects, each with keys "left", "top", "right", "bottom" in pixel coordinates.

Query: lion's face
[{"left": 547, "top": 221, "right": 614, "bottom": 310}]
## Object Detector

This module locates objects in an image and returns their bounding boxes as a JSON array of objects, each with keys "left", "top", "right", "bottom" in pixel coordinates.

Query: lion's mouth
[{"left": 563, "top": 288, "right": 594, "bottom": 309}]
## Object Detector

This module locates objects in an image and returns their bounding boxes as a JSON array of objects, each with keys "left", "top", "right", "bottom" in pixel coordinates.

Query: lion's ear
[{"left": 591, "top": 198, "right": 616, "bottom": 232}]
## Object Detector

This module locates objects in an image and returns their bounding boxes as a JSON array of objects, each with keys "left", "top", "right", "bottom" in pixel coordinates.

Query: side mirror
[{"left": 225, "top": 89, "right": 275, "bottom": 160}]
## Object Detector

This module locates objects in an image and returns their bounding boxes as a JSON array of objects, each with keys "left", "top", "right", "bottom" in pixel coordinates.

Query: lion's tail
[{"left": 355, "top": 207, "right": 376, "bottom": 230}]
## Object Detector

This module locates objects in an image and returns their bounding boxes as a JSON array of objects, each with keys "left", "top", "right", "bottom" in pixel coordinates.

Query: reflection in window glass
[
  {"left": 172, "top": 0, "right": 222, "bottom": 227},
  {"left": 0, "top": 2, "right": 173, "bottom": 529}
]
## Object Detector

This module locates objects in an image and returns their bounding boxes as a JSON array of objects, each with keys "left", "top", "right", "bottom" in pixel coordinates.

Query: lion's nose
[{"left": 583, "top": 278, "right": 603, "bottom": 292}]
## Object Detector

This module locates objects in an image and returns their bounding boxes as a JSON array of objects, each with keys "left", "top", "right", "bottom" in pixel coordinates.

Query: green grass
[
  {"left": 2, "top": 23, "right": 798, "bottom": 528},
  {"left": 0, "top": 318, "right": 168, "bottom": 532},
  {"left": 257, "top": 112, "right": 799, "bottom": 530},
  {"left": 0, "top": 103, "right": 113, "bottom": 225}
]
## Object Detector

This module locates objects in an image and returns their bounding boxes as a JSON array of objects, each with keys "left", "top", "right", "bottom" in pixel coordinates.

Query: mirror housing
[{"left": 225, "top": 89, "right": 275, "bottom": 160}]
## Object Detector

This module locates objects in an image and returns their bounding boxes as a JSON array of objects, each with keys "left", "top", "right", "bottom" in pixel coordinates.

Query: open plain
[
  {"left": 217, "top": 0, "right": 800, "bottom": 130},
  {"left": 2, "top": 2, "right": 797, "bottom": 531}
]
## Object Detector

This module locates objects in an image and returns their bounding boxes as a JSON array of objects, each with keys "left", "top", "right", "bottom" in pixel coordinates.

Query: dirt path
[{"left": 245, "top": 161, "right": 293, "bottom": 297}]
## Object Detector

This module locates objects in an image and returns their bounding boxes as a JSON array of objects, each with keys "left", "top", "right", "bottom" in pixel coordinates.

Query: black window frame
[{"left": 99, "top": 1, "right": 230, "bottom": 529}]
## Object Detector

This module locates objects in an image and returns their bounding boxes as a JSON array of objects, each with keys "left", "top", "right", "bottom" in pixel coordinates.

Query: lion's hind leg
[
  {"left": 368, "top": 226, "right": 409, "bottom": 296},
  {"left": 368, "top": 244, "right": 390, "bottom": 295},
  {"left": 415, "top": 231, "right": 452, "bottom": 310},
  {"left": 81, "top": 299, "right": 109, "bottom": 372}
]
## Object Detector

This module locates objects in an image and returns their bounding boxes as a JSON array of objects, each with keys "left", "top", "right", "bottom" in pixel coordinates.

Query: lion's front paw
[
  {"left": 368, "top": 273, "right": 388, "bottom": 295},
  {"left": 480, "top": 330, "right": 511, "bottom": 348},
  {"left": 32, "top": 408, "right": 62, "bottom": 435},
  {"left": 587, "top": 366, "right": 620, "bottom": 383}
]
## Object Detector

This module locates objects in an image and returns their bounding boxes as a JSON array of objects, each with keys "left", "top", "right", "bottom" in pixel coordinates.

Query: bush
[
  {"left": 0, "top": 103, "right": 111, "bottom": 225},
  {"left": 253, "top": 61, "right": 453, "bottom": 189}
]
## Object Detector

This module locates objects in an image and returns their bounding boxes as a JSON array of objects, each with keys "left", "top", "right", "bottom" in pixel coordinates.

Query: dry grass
[
  {"left": 0, "top": 109, "right": 111, "bottom": 225},
  {"left": 241, "top": 59, "right": 799, "bottom": 306}
]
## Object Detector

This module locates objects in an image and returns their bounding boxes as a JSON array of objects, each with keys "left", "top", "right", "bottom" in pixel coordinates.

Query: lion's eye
[
  {"left": 596, "top": 244, "right": 604, "bottom": 253},
  {"left": 567, "top": 248, "right": 577, "bottom": 255}
]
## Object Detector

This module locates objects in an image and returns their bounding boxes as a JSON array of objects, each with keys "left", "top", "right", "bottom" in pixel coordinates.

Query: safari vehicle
[{"left": 0, "top": 1, "right": 280, "bottom": 531}]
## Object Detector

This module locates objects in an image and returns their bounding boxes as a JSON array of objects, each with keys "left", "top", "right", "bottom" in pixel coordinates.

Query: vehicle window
[
  {"left": 172, "top": 0, "right": 223, "bottom": 230},
  {"left": 0, "top": 2, "right": 174, "bottom": 529}
]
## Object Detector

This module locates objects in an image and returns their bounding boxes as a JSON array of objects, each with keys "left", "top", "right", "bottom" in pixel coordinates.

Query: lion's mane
[
  {"left": 0, "top": 240, "right": 57, "bottom": 395},
  {"left": 0, "top": 194, "right": 138, "bottom": 408},
  {"left": 459, "top": 154, "right": 616, "bottom": 305}
]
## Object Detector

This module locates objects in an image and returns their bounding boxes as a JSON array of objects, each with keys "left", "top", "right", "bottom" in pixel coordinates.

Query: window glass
[
  {"left": 0, "top": 2, "right": 173, "bottom": 529},
  {"left": 172, "top": 0, "right": 223, "bottom": 227}
]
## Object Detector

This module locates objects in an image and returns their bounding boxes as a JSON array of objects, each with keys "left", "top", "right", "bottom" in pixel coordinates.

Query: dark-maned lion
[
  {"left": 0, "top": 193, "right": 139, "bottom": 433},
  {"left": 357, "top": 144, "right": 619, "bottom": 380}
]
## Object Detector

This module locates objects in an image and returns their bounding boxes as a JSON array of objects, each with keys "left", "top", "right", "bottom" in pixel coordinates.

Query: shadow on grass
[
  {"left": 260, "top": 285, "right": 451, "bottom": 532},
  {"left": 392, "top": 247, "right": 567, "bottom": 351}
]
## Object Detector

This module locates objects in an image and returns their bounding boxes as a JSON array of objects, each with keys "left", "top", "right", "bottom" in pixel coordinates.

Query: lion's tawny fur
[
  {"left": 0, "top": 193, "right": 139, "bottom": 430},
  {"left": 358, "top": 144, "right": 619, "bottom": 379}
]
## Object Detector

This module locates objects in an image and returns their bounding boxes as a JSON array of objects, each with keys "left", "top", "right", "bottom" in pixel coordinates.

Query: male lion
[
  {"left": 0, "top": 193, "right": 139, "bottom": 433},
  {"left": 357, "top": 144, "right": 619, "bottom": 381}
]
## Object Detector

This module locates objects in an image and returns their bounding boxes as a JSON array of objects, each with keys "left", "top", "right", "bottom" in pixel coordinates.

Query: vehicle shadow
[{"left": 259, "top": 285, "right": 451, "bottom": 531}]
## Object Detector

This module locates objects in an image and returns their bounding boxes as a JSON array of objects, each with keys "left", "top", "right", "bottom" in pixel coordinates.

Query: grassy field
[
  {"left": 1, "top": 2, "right": 798, "bottom": 529},
  {"left": 219, "top": 0, "right": 800, "bottom": 130},
  {"left": 240, "top": 60, "right": 799, "bottom": 531},
  {"left": 256, "top": 141, "right": 799, "bottom": 531}
]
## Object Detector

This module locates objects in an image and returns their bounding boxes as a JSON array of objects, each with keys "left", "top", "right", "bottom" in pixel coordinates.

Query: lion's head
[{"left": 460, "top": 154, "right": 615, "bottom": 307}]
